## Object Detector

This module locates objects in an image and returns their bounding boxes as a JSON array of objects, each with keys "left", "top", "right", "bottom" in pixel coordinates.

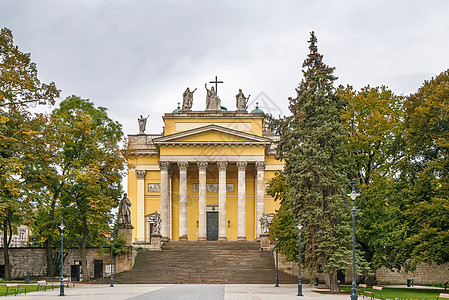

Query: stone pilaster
[
  {"left": 135, "top": 169, "right": 146, "bottom": 242},
  {"left": 178, "top": 161, "right": 189, "bottom": 240},
  {"left": 255, "top": 161, "right": 266, "bottom": 239},
  {"left": 159, "top": 161, "right": 170, "bottom": 241},
  {"left": 197, "top": 161, "right": 208, "bottom": 241},
  {"left": 236, "top": 161, "right": 247, "bottom": 241},
  {"left": 217, "top": 161, "right": 228, "bottom": 241}
]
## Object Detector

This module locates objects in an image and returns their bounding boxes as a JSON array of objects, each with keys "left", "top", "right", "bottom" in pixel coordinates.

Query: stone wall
[
  {"left": 275, "top": 252, "right": 449, "bottom": 285},
  {"left": 0, "top": 247, "right": 137, "bottom": 280},
  {"left": 376, "top": 263, "right": 449, "bottom": 285}
]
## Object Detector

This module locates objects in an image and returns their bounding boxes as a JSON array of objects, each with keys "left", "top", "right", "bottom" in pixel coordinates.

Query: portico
[{"left": 148, "top": 159, "right": 266, "bottom": 242}]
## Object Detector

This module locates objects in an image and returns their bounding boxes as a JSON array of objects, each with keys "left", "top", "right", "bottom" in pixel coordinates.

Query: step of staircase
[{"left": 100, "top": 241, "right": 299, "bottom": 284}]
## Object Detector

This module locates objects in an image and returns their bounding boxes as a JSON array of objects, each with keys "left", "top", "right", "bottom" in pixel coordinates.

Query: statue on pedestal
[
  {"left": 118, "top": 193, "right": 132, "bottom": 225},
  {"left": 260, "top": 214, "right": 269, "bottom": 234},
  {"left": 182, "top": 88, "right": 196, "bottom": 111},
  {"left": 138, "top": 115, "right": 149, "bottom": 134},
  {"left": 152, "top": 211, "right": 162, "bottom": 235},
  {"left": 205, "top": 83, "right": 221, "bottom": 110},
  {"left": 236, "top": 89, "right": 250, "bottom": 111}
]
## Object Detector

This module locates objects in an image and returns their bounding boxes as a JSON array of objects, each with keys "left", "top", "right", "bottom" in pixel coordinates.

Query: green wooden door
[{"left": 207, "top": 212, "right": 218, "bottom": 241}]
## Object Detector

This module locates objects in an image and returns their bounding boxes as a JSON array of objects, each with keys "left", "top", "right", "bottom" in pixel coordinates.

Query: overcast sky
[{"left": 2, "top": 0, "right": 449, "bottom": 136}]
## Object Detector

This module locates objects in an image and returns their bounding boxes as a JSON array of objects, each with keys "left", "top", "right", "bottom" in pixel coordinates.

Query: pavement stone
[{"left": 9, "top": 283, "right": 350, "bottom": 300}]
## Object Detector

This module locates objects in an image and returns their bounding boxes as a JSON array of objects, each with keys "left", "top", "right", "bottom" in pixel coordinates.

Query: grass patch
[
  {"left": 0, "top": 283, "right": 55, "bottom": 296},
  {"left": 134, "top": 246, "right": 150, "bottom": 251},
  {"left": 340, "top": 286, "right": 444, "bottom": 299}
]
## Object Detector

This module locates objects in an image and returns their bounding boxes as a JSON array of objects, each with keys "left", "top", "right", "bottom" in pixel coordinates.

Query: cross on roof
[{"left": 209, "top": 76, "right": 224, "bottom": 95}]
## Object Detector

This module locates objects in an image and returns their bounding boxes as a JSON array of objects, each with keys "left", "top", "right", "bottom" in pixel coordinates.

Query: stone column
[
  {"left": 159, "top": 161, "right": 170, "bottom": 241},
  {"left": 217, "top": 161, "right": 228, "bottom": 241},
  {"left": 178, "top": 161, "right": 189, "bottom": 240},
  {"left": 168, "top": 168, "right": 173, "bottom": 240},
  {"left": 197, "top": 162, "right": 208, "bottom": 241},
  {"left": 135, "top": 170, "right": 146, "bottom": 242},
  {"left": 255, "top": 161, "right": 266, "bottom": 239},
  {"left": 236, "top": 161, "right": 247, "bottom": 240}
]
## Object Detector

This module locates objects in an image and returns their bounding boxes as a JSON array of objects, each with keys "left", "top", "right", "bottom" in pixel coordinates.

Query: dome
[
  {"left": 172, "top": 103, "right": 181, "bottom": 113},
  {"left": 251, "top": 102, "right": 264, "bottom": 114},
  {"left": 221, "top": 106, "right": 228, "bottom": 111}
]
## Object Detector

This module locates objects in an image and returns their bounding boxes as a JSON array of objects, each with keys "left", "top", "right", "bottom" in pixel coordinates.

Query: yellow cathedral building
[{"left": 126, "top": 84, "right": 282, "bottom": 243}]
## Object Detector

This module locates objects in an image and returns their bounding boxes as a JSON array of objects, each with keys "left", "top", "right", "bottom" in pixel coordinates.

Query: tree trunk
[
  {"left": 46, "top": 195, "right": 58, "bottom": 277},
  {"left": 79, "top": 217, "right": 89, "bottom": 282},
  {"left": 45, "top": 237, "right": 55, "bottom": 277},
  {"left": 328, "top": 270, "right": 340, "bottom": 293},
  {"left": 3, "top": 221, "right": 11, "bottom": 280}
]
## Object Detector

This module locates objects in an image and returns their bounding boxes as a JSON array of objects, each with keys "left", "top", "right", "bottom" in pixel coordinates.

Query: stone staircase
[{"left": 105, "top": 241, "right": 299, "bottom": 284}]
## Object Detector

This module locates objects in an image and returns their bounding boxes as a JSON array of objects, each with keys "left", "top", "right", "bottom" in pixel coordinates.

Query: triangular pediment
[{"left": 153, "top": 124, "right": 271, "bottom": 146}]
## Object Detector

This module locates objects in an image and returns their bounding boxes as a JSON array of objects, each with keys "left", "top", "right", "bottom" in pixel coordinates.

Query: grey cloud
[{"left": 1, "top": 0, "right": 448, "bottom": 137}]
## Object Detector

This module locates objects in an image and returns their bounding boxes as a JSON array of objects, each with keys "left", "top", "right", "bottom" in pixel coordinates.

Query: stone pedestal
[
  {"left": 150, "top": 234, "right": 162, "bottom": 250},
  {"left": 259, "top": 233, "right": 271, "bottom": 250},
  {"left": 118, "top": 224, "right": 134, "bottom": 246}
]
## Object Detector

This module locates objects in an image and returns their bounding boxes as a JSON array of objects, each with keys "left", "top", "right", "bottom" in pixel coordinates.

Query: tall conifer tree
[{"left": 270, "top": 32, "right": 351, "bottom": 292}]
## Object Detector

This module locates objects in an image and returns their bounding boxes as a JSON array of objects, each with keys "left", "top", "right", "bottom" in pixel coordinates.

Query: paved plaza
[{"left": 11, "top": 284, "right": 350, "bottom": 300}]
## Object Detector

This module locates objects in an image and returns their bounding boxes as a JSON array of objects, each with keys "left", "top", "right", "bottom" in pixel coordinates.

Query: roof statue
[
  {"left": 182, "top": 87, "right": 196, "bottom": 111},
  {"left": 138, "top": 114, "right": 149, "bottom": 134},
  {"left": 236, "top": 89, "right": 250, "bottom": 111},
  {"left": 205, "top": 83, "right": 221, "bottom": 110}
]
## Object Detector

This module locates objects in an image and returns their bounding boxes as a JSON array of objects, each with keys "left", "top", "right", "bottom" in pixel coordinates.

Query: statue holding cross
[{"left": 205, "top": 77, "right": 223, "bottom": 111}]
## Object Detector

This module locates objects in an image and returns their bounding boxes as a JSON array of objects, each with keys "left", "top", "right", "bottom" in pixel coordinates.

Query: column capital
[
  {"left": 197, "top": 161, "right": 208, "bottom": 171},
  {"left": 158, "top": 161, "right": 170, "bottom": 171},
  {"left": 236, "top": 161, "right": 248, "bottom": 171},
  {"left": 255, "top": 161, "right": 266, "bottom": 172},
  {"left": 177, "top": 161, "right": 189, "bottom": 171},
  {"left": 136, "top": 170, "right": 146, "bottom": 179},
  {"left": 217, "top": 161, "right": 228, "bottom": 171}
]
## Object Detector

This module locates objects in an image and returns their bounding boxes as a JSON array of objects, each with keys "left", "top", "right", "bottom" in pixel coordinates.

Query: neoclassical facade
[{"left": 126, "top": 101, "right": 282, "bottom": 242}]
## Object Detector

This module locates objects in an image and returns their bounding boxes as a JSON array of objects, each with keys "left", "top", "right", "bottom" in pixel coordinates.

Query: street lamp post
[
  {"left": 344, "top": 179, "right": 364, "bottom": 300},
  {"left": 109, "top": 234, "right": 114, "bottom": 287},
  {"left": 297, "top": 217, "right": 303, "bottom": 297},
  {"left": 275, "top": 237, "right": 279, "bottom": 287},
  {"left": 58, "top": 217, "right": 68, "bottom": 297}
]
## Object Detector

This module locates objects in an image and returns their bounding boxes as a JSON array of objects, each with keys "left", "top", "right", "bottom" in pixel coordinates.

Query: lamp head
[
  {"left": 348, "top": 190, "right": 360, "bottom": 201},
  {"left": 58, "top": 224, "right": 65, "bottom": 232},
  {"left": 297, "top": 218, "right": 303, "bottom": 230},
  {"left": 348, "top": 179, "right": 361, "bottom": 200}
]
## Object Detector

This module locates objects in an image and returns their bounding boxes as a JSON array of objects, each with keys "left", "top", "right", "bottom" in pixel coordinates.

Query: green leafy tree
[
  {"left": 23, "top": 114, "right": 65, "bottom": 276},
  {"left": 269, "top": 32, "right": 352, "bottom": 292},
  {"left": 397, "top": 69, "right": 449, "bottom": 270},
  {"left": 337, "top": 85, "right": 405, "bottom": 274},
  {"left": 48, "top": 95, "right": 125, "bottom": 281},
  {"left": 266, "top": 172, "right": 298, "bottom": 261},
  {"left": 0, "top": 27, "right": 59, "bottom": 279},
  {"left": 353, "top": 70, "right": 449, "bottom": 273}
]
